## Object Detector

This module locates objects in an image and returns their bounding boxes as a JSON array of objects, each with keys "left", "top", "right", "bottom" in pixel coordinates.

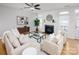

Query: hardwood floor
[
  {"left": 62, "top": 39, "right": 79, "bottom": 55},
  {"left": 0, "top": 39, "right": 79, "bottom": 55},
  {"left": 0, "top": 40, "right": 6, "bottom": 55}
]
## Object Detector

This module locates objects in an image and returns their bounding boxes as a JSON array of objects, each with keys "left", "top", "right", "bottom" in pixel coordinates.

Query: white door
[{"left": 59, "top": 14, "right": 69, "bottom": 37}]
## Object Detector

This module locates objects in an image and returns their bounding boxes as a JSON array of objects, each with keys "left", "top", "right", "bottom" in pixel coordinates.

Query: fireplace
[{"left": 45, "top": 25, "right": 54, "bottom": 34}]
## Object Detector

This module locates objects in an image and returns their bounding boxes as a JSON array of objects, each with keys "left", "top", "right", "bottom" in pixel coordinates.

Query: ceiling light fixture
[
  {"left": 59, "top": 11, "right": 69, "bottom": 15},
  {"left": 30, "top": 7, "right": 35, "bottom": 11}
]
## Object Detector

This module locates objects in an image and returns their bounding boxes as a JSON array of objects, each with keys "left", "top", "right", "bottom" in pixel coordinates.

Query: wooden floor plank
[
  {"left": 0, "top": 40, "right": 7, "bottom": 55},
  {"left": 62, "top": 39, "right": 79, "bottom": 55}
]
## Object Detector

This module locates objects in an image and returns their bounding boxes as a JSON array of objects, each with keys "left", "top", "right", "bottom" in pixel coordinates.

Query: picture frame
[
  {"left": 24, "top": 17, "right": 28, "bottom": 25},
  {"left": 17, "top": 16, "right": 28, "bottom": 25},
  {"left": 17, "top": 16, "right": 24, "bottom": 25}
]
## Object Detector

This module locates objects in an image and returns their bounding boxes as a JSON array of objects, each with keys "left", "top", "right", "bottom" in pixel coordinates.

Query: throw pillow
[
  {"left": 51, "top": 37, "right": 58, "bottom": 44},
  {"left": 49, "top": 33, "right": 55, "bottom": 41},
  {"left": 56, "top": 33, "right": 63, "bottom": 42}
]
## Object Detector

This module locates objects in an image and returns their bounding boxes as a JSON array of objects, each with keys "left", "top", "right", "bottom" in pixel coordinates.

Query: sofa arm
[
  {"left": 43, "top": 40, "right": 59, "bottom": 47},
  {"left": 57, "top": 38, "right": 64, "bottom": 54},
  {"left": 4, "top": 36, "right": 14, "bottom": 55},
  {"left": 41, "top": 40, "right": 59, "bottom": 55}
]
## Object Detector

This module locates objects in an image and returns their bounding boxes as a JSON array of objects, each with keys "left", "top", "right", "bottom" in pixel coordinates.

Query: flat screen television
[{"left": 45, "top": 25, "right": 54, "bottom": 34}]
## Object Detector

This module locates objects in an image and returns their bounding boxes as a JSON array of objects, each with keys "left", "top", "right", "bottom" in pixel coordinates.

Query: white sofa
[
  {"left": 3, "top": 31, "right": 40, "bottom": 55},
  {"left": 41, "top": 32, "right": 66, "bottom": 55}
]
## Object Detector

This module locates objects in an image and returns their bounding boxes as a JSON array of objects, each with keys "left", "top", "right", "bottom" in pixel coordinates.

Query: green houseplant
[{"left": 34, "top": 18, "right": 40, "bottom": 32}]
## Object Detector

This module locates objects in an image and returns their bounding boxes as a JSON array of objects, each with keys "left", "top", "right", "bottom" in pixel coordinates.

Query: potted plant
[{"left": 34, "top": 18, "right": 40, "bottom": 32}]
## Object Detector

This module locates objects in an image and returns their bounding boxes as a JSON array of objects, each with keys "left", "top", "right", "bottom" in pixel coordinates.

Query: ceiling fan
[{"left": 24, "top": 3, "right": 41, "bottom": 11}]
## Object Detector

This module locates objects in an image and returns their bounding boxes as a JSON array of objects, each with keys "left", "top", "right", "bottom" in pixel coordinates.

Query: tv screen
[{"left": 45, "top": 25, "right": 54, "bottom": 34}]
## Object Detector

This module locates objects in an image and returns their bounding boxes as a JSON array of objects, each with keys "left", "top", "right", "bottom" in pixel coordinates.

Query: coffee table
[{"left": 29, "top": 32, "right": 45, "bottom": 43}]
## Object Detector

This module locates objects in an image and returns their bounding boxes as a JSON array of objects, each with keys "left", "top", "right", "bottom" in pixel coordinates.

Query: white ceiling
[{"left": 0, "top": 3, "right": 79, "bottom": 13}]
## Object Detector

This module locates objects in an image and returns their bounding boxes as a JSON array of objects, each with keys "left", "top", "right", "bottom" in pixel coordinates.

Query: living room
[{"left": 0, "top": 3, "right": 79, "bottom": 55}]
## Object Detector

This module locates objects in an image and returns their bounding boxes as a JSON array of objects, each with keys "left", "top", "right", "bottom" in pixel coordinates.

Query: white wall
[
  {"left": 0, "top": 5, "right": 17, "bottom": 36},
  {"left": 38, "top": 7, "right": 79, "bottom": 39},
  {"left": 17, "top": 9, "right": 37, "bottom": 32},
  {"left": 38, "top": 10, "right": 58, "bottom": 34},
  {"left": 0, "top": 4, "right": 79, "bottom": 39},
  {"left": 0, "top": 5, "right": 37, "bottom": 36}
]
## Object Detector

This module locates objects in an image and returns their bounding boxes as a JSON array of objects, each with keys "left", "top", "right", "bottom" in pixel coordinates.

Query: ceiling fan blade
[
  {"left": 20, "top": 7, "right": 30, "bottom": 10},
  {"left": 25, "top": 3, "right": 31, "bottom": 7},
  {"left": 35, "top": 8, "right": 40, "bottom": 10},
  {"left": 24, "top": 7, "right": 30, "bottom": 9},
  {"left": 34, "top": 4, "right": 40, "bottom": 7}
]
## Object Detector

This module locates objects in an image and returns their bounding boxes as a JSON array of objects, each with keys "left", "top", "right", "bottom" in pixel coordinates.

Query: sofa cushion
[
  {"left": 6, "top": 31, "right": 20, "bottom": 48},
  {"left": 11, "top": 28, "right": 20, "bottom": 39},
  {"left": 12, "top": 39, "right": 21, "bottom": 48},
  {"left": 19, "top": 34, "right": 31, "bottom": 45},
  {"left": 48, "top": 33, "right": 58, "bottom": 43}
]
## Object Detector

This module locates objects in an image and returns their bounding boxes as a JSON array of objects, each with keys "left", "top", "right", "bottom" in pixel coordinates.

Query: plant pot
[{"left": 36, "top": 27, "right": 39, "bottom": 33}]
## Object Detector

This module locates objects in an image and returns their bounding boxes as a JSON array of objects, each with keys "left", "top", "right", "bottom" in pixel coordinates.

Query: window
[
  {"left": 59, "top": 15, "right": 69, "bottom": 26},
  {"left": 74, "top": 9, "right": 79, "bottom": 37}
]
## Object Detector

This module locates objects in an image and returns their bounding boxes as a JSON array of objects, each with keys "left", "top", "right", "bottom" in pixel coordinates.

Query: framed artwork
[
  {"left": 17, "top": 16, "right": 24, "bottom": 25},
  {"left": 17, "top": 16, "right": 28, "bottom": 25},
  {"left": 24, "top": 17, "right": 28, "bottom": 25}
]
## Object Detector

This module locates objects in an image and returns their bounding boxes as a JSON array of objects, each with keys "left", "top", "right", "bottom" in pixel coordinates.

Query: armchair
[{"left": 41, "top": 33, "right": 64, "bottom": 55}]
